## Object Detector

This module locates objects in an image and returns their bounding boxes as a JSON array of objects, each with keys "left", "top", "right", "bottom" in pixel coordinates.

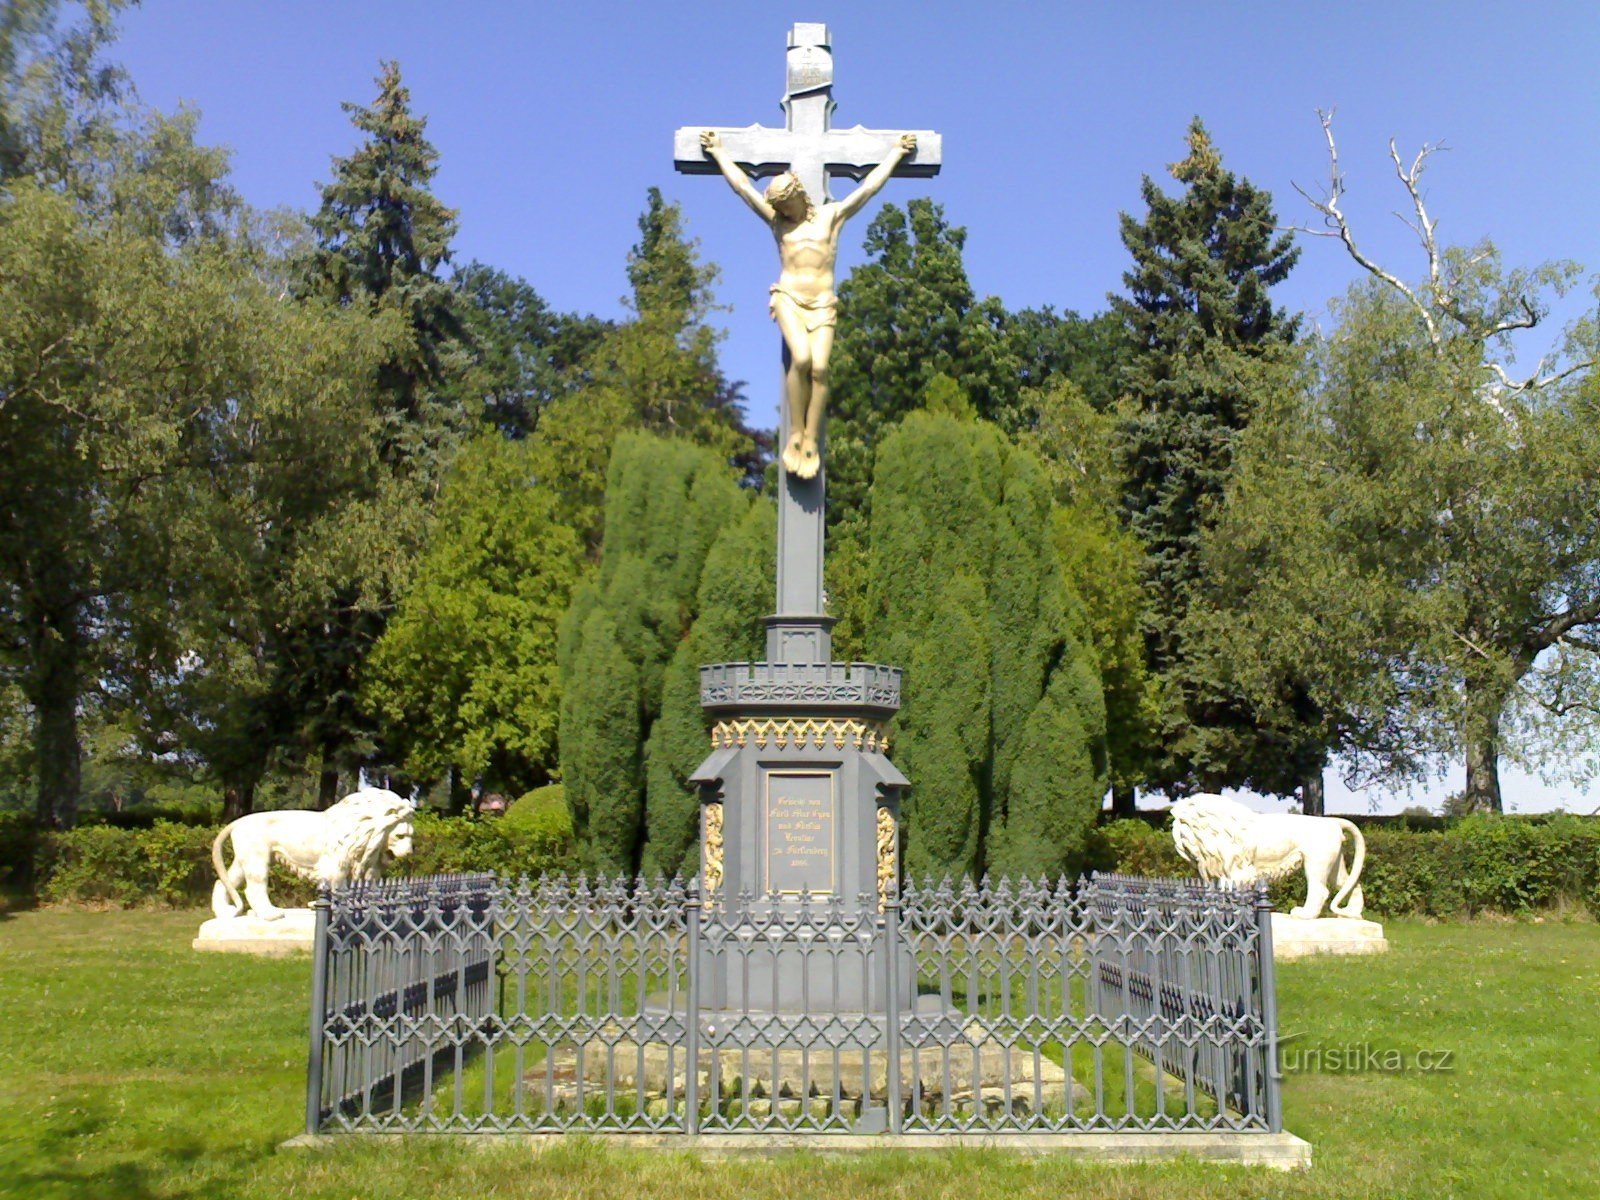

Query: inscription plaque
[{"left": 763, "top": 771, "right": 835, "bottom": 894}]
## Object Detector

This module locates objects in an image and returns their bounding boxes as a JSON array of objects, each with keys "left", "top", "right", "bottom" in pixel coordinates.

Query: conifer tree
[
  {"left": 289, "top": 61, "right": 468, "bottom": 804},
  {"left": 867, "top": 412, "right": 1107, "bottom": 878},
  {"left": 1113, "top": 118, "right": 1319, "bottom": 799},
  {"left": 576, "top": 189, "right": 766, "bottom": 485},
  {"left": 307, "top": 59, "right": 465, "bottom": 463},
  {"left": 558, "top": 434, "right": 751, "bottom": 874},
  {"left": 643, "top": 498, "right": 774, "bottom": 876},
  {"left": 827, "top": 200, "right": 1017, "bottom": 526}
]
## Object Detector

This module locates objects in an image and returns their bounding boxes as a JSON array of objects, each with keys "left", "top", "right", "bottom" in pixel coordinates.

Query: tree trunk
[
  {"left": 222, "top": 781, "right": 255, "bottom": 823},
  {"left": 1109, "top": 783, "right": 1137, "bottom": 818},
  {"left": 31, "top": 626, "right": 82, "bottom": 830},
  {"left": 1461, "top": 659, "right": 1511, "bottom": 814},
  {"left": 317, "top": 762, "right": 340, "bottom": 810},
  {"left": 448, "top": 764, "right": 470, "bottom": 816},
  {"left": 1463, "top": 717, "right": 1503, "bottom": 813},
  {"left": 1300, "top": 767, "right": 1326, "bottom": 817}
]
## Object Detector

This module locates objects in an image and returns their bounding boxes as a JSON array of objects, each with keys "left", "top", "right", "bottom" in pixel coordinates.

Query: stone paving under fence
[{"left": 304, "top": 872, "right": 1282, "bottom": 1138}]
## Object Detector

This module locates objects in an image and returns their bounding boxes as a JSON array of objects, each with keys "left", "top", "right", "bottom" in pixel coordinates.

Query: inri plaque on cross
[{"left": 674, "top": 24, "right": 941, "bottom": 665}]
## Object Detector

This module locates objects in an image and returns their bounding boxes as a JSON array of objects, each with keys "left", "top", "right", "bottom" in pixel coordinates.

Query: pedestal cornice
[{"left": 699, "top": 661, "right": 902, "bottom": 717}]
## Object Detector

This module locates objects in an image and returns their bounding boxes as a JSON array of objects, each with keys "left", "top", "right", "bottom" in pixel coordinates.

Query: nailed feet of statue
[
  {"left": 797, "top": 435, "right": 820, "bottom": 478},
  {"left": 782, "top": 431, "right": 821, "bottom": 479}
]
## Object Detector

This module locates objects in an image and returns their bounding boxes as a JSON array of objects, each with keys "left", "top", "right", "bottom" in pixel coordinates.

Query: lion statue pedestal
[
  {"left": 1268, "top": 912, "right": 1388, "bottom": 960},
  {"left": 193, "top": 908, "right": 320, "bottom": 956},
  {"left": 1169, "top": 794, "right": 1389, "bottom": 962},
  {"left": 192, "top": 788, "right": 415, "bottom": 956}
]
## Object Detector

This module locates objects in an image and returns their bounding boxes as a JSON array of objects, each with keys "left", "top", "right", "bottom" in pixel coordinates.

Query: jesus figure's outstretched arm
[
  {"left": 700, "top": 130, "right": 775, "bottom": 223},
  {"left": 834, "top": 134, "right": 917, "bottom": 221}
]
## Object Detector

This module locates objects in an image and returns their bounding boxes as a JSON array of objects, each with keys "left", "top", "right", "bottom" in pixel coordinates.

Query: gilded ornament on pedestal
[
  {"left": 702, "top": 802, "right": 724, "bottom": 895},
  {"left": 710, "top": 716, "right": 888, "bottom": 754},
  {"left": 876, "top": 805, "right": 897, "bottom": 907}
]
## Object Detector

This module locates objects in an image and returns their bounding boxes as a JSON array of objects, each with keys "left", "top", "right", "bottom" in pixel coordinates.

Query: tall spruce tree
[
  {"left": 307, "top": 59, "right": 464, "bottom": 463},
  {"left": 1113, "top": 119, "right": 1321, "bottom": 802},
  {"left": 290, "top": 61, "right": 468, "bottom": 807},
  {"left": 576, "top": 189, "right": 766, "bottom": 485},
  {"left": 866, "top": 411, "right": 1107, "bottom": 879}
]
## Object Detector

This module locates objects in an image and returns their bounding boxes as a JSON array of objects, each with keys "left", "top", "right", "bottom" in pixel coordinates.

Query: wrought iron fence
[{"left": 305, "top": 872, "right": 1280, "bottom": 1136}]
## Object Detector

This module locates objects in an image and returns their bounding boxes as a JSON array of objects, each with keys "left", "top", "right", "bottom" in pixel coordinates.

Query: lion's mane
[{"left": 1169, "top": 794, "right": 1301, "bottom": 884}]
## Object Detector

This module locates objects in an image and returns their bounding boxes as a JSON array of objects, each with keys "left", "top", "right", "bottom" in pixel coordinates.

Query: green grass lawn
[{"left": 1, "top": 909, "right": 1595, "bottom": 1199}]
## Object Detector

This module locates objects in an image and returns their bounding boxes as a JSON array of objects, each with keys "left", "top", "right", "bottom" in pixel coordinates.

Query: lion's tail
[
  {"left": 1330, "top": 819, "right": 1365, "bottom": 915},
  {"left": 211, "top": 821, "right": 242, "bottom": 915}
]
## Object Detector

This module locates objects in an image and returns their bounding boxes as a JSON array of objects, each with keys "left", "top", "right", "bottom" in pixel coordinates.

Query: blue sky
[{"left": 112, "top": 2, "right": 1600, "bottom": 814}]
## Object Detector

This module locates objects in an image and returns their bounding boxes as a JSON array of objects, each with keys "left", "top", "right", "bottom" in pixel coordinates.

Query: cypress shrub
[
  {"left": 558, "top": 434, "right": 751, "bottom": 874},
  {"left": 643, "top": 498, "right": 774, "bottom": 876},
  {"left": 867, "top": 411, "right": 1108, "bottom": 878}
]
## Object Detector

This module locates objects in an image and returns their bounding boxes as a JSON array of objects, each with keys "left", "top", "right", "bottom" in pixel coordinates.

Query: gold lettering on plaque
[{"left": 764, "top": 772, "right": 835, "bottom": 895}]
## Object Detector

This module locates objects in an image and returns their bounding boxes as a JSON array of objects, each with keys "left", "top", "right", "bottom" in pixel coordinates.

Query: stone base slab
[
  {"left": 1271, "top": 913, "right": 1388, "bottom": 960},
  {"left": 537, "top": 1022, "right": 1089, "bottom": 1119},
  {"left": 193, "top": 909, "right": 316, "bottom": 955},
  {"left": 282, "top": 1129, "right": 1312, "bottom": 1169}
]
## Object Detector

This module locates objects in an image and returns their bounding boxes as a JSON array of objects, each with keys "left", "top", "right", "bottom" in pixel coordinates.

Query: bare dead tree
[{"left": 1290, "top": 109, "right": 1594, "bottom": 398}]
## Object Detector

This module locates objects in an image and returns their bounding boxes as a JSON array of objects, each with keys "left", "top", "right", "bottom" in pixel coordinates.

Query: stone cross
[
  {"left": 672, "top": 23, "right": 942, "bottom": 205},
  {"left": 673, "top": 24, "right": 941, "bottom": 663}
]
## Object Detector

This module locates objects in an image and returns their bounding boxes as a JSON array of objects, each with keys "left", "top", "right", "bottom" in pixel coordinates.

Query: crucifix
[{"left": 675, "top": 23, "right": 941, "bottom": 664}]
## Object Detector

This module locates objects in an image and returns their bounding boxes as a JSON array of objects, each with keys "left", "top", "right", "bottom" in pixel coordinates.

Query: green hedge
[
  {"left": 7, "top": 798, "right": 1596, "bottom": 918},
  {"left": 1088, "top": 813, "right": 1600, "bottom": 918},
  {"left": 20, "top": 785, "right": 579, "bottom": 909}
]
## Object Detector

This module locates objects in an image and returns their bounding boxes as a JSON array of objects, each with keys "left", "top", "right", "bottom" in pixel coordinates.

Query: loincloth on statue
[{"left": 769, "top": 284, "right": 838, "bottom": 332}]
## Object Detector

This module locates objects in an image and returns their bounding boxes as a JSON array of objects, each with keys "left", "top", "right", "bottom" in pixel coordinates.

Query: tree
[
  {"left": 823, "top": 203, "right": 1120, "bottom": 661},
  {"left": 1112, "top": 118, "right": 1320, "bottom": 802},
  {"left": 363, "top": 432, "right": 584, "bottom": 797},
  {"left": 2, "top": 2, "right": 135, "bottom": 201},
  {"left": 1008, "top": 308, "right": 1129, "bottom": 416},
  {"left": 826, "top": 200, "right": 1019, "bottom": 527},
  {"left": 865, "top": 411, "right": 1107, "bottom": 878},
  {"left": 643, "top": 498, "right": 774, "bottom": 876},
  {"left": 1027, "top": 380, "right": 1161, "bottom": 814},
  {"left": 0, "top": 179, "right": 398, "bottom": 826},
  {"left": 306, "top": 59, "right": 465, "bottom": 464},
  {"left": 531, "top": 191, "right": 766, "bottom": 564},
  {"left": 558, "top": 434, "right": 751, "bottom": 874},
  {"left": 450, "top": 261, "right": 611, "bottom": 439},
  {"left": 0, "top": 11, "right": 236, "bottom": 827},
  {"left": 293, "top": 61, "right": 469, "bottom": 804},
  {"left": 579, "top": 189, "right": 766, "bottom": 485},
  {"left": 1207, "top": 118, "right": 1600, "bottom": 811}
]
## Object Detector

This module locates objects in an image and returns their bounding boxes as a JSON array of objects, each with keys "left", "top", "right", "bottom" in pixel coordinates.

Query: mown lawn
[{"left": 0, "top": 908, "right": 1595, "bottom": 1199}]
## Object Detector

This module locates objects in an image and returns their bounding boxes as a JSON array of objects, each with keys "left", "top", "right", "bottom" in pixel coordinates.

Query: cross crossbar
[{"left": 672, "top": 23, "right": 941, "bottom": 203}]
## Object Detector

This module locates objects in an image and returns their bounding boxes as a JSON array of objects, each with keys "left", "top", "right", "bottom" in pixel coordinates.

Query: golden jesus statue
[{"left": 700, "top": 128, "right": 918, "bottom": 478}]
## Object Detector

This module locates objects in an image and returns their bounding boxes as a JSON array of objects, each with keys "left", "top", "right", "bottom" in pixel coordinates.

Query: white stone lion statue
[
  {"left": 210, "top": 788, "right": 416, "bottom": 921},
  {"left": 1168, "top": 793, "right": 1366, "bottom": 920}
]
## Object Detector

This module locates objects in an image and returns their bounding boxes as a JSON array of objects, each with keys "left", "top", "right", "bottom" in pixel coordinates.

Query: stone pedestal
[
  {"left": 193, "top": 909, "right": 316, "bottom": 955},
  {"left": 1270, "top": 913, "right": 1388, "bottom": 960},
  {"left": 691, "top": 658, "right": 908, "bottom": 1013}
]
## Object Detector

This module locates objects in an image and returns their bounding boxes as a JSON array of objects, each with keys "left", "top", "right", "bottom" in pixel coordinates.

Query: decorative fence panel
[{"left": 305, "top": 872, "right": 1280, "bottom": 1136}]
